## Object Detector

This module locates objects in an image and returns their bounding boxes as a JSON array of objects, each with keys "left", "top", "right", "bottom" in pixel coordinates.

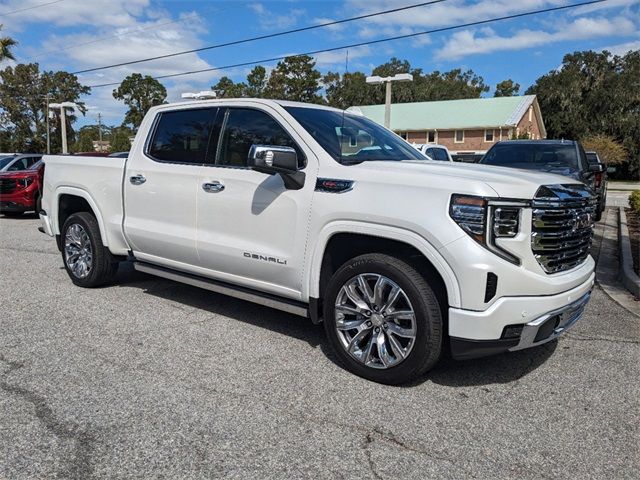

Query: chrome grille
[{"left": 531, "top": 184, "right": 596, "bottom": 274}]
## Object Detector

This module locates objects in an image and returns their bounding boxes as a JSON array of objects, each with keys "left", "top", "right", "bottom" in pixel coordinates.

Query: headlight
[
  {"left": 16, "top": 178, "right": 34, "bottom": 188},
  {"left": 450, "top": 194, "right": 524, "bottom": 264}
]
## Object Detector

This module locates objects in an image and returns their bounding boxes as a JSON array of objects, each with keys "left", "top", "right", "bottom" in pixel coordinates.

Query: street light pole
[
  {"left": 365, "top": 73, "right": 413, "bottom": 129},
  {"left": 48, "top": 102, "right": 77, "bottom": 154}
]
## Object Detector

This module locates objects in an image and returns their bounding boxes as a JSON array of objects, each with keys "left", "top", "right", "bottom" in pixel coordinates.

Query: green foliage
[
  {"left": 73, "top": 126, "right": 97, "bottom": 153},
  {"left": 112, "top": 73, "right": 167, "bottom": 130},
  {"left": 509, "top": 130, "right": 531, "bottom": 140},
  {"left": 526, "top": 49, "right": 640, "bottom": 178},
  {"left": 264, "top": 55, "right": 323, "bottom": 103},
  {"left": 324, "top": 58, "right": 489, "bottom": 109},
  {"left": 245, "top": 66, "right": 268, "bottom": 97},
  {"left": 494, "top": 79, "right": 520, "bottom": 97},
  {"left": 0, "top": 24, "right": 17, "bottom": 61},
  {"left": 0, "top": 63, "right": 89, "bottom": 153},
  {"left": 110, "top": 128, "right": 132, "bottom": 152},
  {"left": 629, "top": 190, "right": 640, "bottom": 213}
]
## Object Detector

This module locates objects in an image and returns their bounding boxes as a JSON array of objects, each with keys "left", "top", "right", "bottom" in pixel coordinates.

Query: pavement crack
[
  {"left": 362, "top": 430, "right": 384, "bottom": 480},
  {"left": 0, "top": 354, "right": 97, "bottom": 480}
]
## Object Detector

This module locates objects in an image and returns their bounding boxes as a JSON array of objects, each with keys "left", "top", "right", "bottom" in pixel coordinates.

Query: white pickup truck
[{"left": 40, "top": 99, "right": 596, "bottom": 384}]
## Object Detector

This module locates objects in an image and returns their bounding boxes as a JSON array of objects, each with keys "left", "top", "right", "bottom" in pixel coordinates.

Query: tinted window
[
  {"left": 217, "top": 108, "right": 302, "bottom": 167},
  {"left": 149, "top": 108, "right": 217, "bottom": 163},
  {"left": 7, "top": 158, "right": 29, "bottom": 171},
  {"left": 0, "top": 156, "right": 15, "bottom": 170},
  {"left": 285, "top": 107, "right": 424, "bottom": 164},
  {"left": 585, "top": 152, "right": 599, "bottom": 166},
  {"left": 426, "top": 148, "right": 449, "bottom": 161},
  {"left": 480, "top": 143, "right": 579, "bottom": 170}
]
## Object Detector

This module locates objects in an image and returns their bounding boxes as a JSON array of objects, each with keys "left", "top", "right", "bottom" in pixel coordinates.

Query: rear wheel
[
  {"left": 61, "top": 212, "right": 118, "bottom": 287},
  {"left": 323, "top": 253, "right": 442, "bottom": 385}
]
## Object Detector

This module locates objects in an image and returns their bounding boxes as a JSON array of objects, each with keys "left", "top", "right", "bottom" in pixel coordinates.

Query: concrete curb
[{"left": 618, "top": 207, "right": 640, "bottom": 298}]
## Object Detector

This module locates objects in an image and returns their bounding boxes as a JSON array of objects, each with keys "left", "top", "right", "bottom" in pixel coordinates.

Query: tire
[
  {"left": 323, "top": 253, "right": 442, "bottom": 385},
  {"left": 61, "top": 212, "right": 119, "bottom": 287}
]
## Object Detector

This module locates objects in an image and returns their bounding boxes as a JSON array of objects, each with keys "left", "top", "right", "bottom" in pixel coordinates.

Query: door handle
[
  {"left": 202, "top": 181, "right": 225, "bottom": 193},
  {"left": 130, "top": 174, "right": 146, "bottom": 185}
]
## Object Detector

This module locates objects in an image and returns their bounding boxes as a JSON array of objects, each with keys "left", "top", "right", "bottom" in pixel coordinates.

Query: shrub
[{"left": 629, "top": 190, "right": 640, "bottom": 213}]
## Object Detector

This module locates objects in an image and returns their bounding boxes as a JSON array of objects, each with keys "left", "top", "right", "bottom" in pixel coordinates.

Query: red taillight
[{"left": 594, "top": 172, "right": 603, "bottom": 189}]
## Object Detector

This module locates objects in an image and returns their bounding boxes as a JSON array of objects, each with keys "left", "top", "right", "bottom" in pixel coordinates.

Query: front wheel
[
  {"left": 61, "top": 212, "right": 118, "bottom": 287},
  {"left": 323, "top": 254, "right": 442, "bottom": 385}
]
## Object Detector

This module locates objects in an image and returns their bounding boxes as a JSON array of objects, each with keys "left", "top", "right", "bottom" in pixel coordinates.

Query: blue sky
[{"left": 1, "top": 0, "right": 639, "bottom": 127}]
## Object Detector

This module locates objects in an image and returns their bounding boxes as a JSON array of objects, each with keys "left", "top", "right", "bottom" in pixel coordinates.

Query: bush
[{"left": 629, "top": 190, "right": 640, "bottom": 213}]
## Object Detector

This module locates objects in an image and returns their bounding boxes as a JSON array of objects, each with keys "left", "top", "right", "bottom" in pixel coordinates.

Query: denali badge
[{"left": 243, "top": 252, "right": 287, "bottom": 265}]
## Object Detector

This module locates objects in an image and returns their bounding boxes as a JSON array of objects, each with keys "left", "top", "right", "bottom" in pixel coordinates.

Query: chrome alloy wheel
[
  {"left": 64, "top": 223, "right": 93, "bottom": 279},
  {"left": 334, "top": 273, "right": 417, "bottom": 369}
]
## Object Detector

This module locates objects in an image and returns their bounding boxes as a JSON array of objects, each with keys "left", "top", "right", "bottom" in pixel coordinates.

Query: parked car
[
  {"left": 479, "top": 140, "right": 603, "bottom": 220},
  {"left": 585, "top": 151, "right": 608, "bottom": 218},
  {"left": 451, "top": 151, "right": 485, "bottom": 163},
  {"left": 413, "top": 144, "right": 453, "bottom": 161},
  {"left": 39, "top": 99, "right": 596, "bottom": 384},
  {"left": 0, "top": 159, "right": 45, "bottom": 216},
  {"left": 109, "top": 151, "right": 129, "bottom": 158},
  {"left": 0, "top": 153, "right": 42, "bottom": 173}
]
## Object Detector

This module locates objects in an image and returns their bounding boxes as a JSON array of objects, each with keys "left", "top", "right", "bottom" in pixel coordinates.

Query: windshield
[
  {"left": 480, "top": 143, "right": 579, "bottom": 170},
  {"left": 285, "top": 107, "right": 426, "bottom": 164},
  {"left": 426, "top": 148, "right": 449, "bottom": 161},
  {"left": 0, "top": 156, "right": 15, "bottom": 170}
]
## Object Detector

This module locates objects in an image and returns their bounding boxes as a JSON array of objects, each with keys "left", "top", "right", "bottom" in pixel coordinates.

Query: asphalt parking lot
[{"left": 1, "top": 215, "right": 639, "bottom": 479}]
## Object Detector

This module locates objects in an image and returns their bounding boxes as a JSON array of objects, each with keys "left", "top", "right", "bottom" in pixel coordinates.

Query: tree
[
  {"left": 73, "top": 125, "right": 98, "bottom": 153},
  {"left": 110, "top": 127, "right": 132, "bottom": 152},
  {"left": 0, "top": 24, "right": 17, "bottom": 62},
  {"left": 0, "top": 63, "right": 89, "bottom": 152},
  {"left": 211, "top": 76, "right": 246, "bottom": 98},
  {"left": 494, "top": 79, "right": 520, "bottom": 97},
  {"left": 113, "top": 74, "right": 167, "bottom": 129},
  {"left": 581, "top": 134, "right": 627, "bottom": 165},
  {"left": 323, "top": 71, "right": 370, "bottom": 110},
  {"left": 245, "top": 66, "right": 268, "bottom": 97},
  {"left": 265, "top": 55, "right": 323, "bottom": 103},
  {"left": 527, "top": 49, "right": 640, "bottom": 178}
]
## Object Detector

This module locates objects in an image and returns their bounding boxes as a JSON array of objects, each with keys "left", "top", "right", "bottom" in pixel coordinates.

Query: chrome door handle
[
  {"left": 202, "top": 181, "right": 225, "bottom": 193},
  {"left": 130, "top": 174, "right": 146, "bottom": 185}
]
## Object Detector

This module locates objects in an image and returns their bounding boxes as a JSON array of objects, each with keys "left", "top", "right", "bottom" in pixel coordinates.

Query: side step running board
[{"left": 133, "top": 261, "right": 308, "bottom": 318}]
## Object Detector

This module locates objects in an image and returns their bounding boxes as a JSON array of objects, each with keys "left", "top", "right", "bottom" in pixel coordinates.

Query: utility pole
[
  {"left": 48, "top": 102, "right": 77, "bottom": 154},
  {"left": 45, "top": 93, "right": 51, "bottom": 154},
  {"left": 97, "top": 112, "right": 103, "bottom": 143},
  {"left": 365, "top": 73, "right": 413, "bottom": 129}
]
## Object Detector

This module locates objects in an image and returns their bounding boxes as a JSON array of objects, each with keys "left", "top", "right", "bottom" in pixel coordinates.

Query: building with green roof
[{"left": 349, "top": 95, "right": 546, "bottom": 155}]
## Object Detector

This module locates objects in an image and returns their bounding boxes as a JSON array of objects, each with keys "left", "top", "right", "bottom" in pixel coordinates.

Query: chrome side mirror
[{"left": 248, "top": 145, "right": 305, "bottom": 190}]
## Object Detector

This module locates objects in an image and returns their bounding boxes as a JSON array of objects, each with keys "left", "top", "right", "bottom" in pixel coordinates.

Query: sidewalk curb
[{"left": 618, "top": 207, "right": 640, "bottom": 298}]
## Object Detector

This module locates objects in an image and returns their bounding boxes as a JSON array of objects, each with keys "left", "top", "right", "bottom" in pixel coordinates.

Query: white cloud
[
  {"left": 601, "top": 40, "right": 640, "bottom": 56},
  {"left": 435, "top": 16, "right": 638, "bottom": 60},
  {"left": 248, "top": 2, "right": 305, "bottom": 29}
]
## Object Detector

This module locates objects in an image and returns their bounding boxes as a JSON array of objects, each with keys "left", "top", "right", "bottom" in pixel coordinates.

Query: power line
[
  {"left": 0, "top": 0, "right": 65, "bottom": 17},
  {"left": 86, "top": 0, "right": 608, "bottom": 89},
  {"left": 72, "top": 0, "right": 449, "bottom": 75}
]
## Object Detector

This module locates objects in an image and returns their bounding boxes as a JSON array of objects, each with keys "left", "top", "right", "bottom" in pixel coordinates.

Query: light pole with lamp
[
  {"left": 365, "top": 73, "right": 413, "bottom": 129},
  {"left": 48, "top": 102, "right": 77, "bottom": 154}
]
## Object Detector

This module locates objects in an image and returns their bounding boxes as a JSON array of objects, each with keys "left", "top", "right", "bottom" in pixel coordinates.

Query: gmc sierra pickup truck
[{"left": 40, "top": 99, "right": 596, "bottom": 384}]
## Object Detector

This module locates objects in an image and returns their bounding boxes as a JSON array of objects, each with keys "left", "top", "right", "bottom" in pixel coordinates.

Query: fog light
[{"left": 502, "top": 325, "right": 524, "bottom": 339}]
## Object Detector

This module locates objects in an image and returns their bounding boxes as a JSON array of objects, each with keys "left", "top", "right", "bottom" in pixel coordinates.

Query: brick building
[{"left": 351, "top": 95, "right": 546, "bottom": 153}]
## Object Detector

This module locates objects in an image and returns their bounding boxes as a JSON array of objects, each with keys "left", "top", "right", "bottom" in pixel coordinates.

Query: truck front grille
[
  {"left": 531, "top": 184, "right": 596, "bottom": 274},
  {"left": 0, "top": 178, "right": 16, "bottom": 193}
]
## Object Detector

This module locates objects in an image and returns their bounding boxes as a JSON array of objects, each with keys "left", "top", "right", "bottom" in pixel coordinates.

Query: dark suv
[{"left": 479, "top": 140, "right": 603, "bottom": 220}]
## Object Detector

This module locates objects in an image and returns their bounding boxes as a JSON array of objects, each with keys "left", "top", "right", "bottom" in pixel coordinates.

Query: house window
[
  {"left": 427, "top": 131, "right": 436, "bottom": 143},
  {"left": 528, "top": 105, "right": 533, "bottom": 122},
  {"left": 454, "top": 130, "right": 464, "bottom": 143},
  {"left": 399, "top": 132, "right": 408, "bottom": 140},
  {"left": 484, "top": 129, "right": 495, "bottom": 142}
]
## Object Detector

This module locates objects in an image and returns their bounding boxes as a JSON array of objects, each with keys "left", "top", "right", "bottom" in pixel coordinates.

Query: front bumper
[{"left": 449, "top": 273, "right": 594, "bottom": 360}]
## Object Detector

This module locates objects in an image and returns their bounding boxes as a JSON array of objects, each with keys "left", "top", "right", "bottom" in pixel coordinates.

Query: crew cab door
[
  {"left": 123, "top": 107, "right": 218, "bottom": 267},
  {"left": 196, "top": 105, "right": 316, "bottom": 299}
]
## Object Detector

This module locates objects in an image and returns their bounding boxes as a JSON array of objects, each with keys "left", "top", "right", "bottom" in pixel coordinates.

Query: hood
[{"left": 348, "top": 160, "right": 584, "bottom": 199}]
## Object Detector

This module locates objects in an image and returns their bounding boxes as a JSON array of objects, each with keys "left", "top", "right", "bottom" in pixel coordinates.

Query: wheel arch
[
  {"left": 307, "top": 222, "right": 461, "bottom": 310},
  {"left": 53, "top": 187, "right": 108, "bottom": 247}
]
